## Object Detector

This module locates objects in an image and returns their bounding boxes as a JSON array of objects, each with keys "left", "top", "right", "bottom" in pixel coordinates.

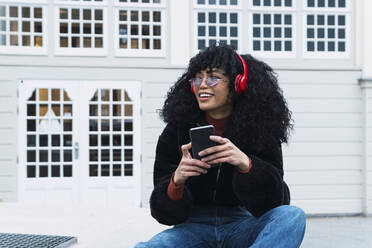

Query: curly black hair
[{"left": 160, "top": 44, "right": 293, "bottom": 151}]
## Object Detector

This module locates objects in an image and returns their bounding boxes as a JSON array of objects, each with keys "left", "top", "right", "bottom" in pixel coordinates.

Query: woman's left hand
[{"left": 199, "top": 136, "right": 251, "bottom": 171}]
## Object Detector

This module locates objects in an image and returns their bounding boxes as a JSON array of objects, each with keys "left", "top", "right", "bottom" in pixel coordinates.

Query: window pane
[
  {"left": 10, "top": 21, "right": 18, "bottom": 32},
  {"left": 153, "top": 11, "right": 161, "bottom": 22},
  {"left": 230, "top": 13, "right": 237, "bottom": 24},
  {"left": 34, "top": 22, "right": 42, "bottom": 33},
  {"left": 0, "top": 6, "right": 5, "bottom": 17},
  {"left": 338, "top": 42, "right": 345, "bottom": 51},
  {"left": 22, "top": 7, "right": 30, "bottom": 18},
  {"left": 0, "top": 21, "right": 5, "bottom": 32},
  {"left": 83, "top": 9, "right": 91, "bottom": 20},
  {"left": 142, "top": 11, "right": 149, "bottom": 22},
  {"left": 198, "top": 13, "right": 205, "bottom": 23},
  {"left": 34, "top": 8, "right": 42, "bottom": 18},
  {"left": 209, "top": 13, "right": 216, "bottom": 23},
  {"left": 72, "top": 9, "right": 80, "bottom": 20},
  {"left": 10, "top": 6, "right": 18, "bottom": 17},
  {"left": 94, "top": 38, "right": 103, "bottom": 48},
  {"left": 131, "top": 11, "right": 138, "bottom": 21},
  {"left": 71, "top": 37, "right": 80, "bottom": 47},
  {"left": 95, "top": 9, "right": 103, "bottom": 20},
  {"left": 19, "top": 35, "right": 31, "bottom": 47},
  {"left": 153, "top": 25, "right": 161, "bottom": 36},
  {"left": 338, "top": 15, "right": 345, "bottom": 26},
  {"left": 22, "top": 22, "right": 30, "bottom": 32}
]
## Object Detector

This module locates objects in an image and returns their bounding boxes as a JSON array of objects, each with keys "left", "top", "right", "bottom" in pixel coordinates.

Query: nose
[{"left": 199, "top": 77, "right": 209, "bottom": 88}]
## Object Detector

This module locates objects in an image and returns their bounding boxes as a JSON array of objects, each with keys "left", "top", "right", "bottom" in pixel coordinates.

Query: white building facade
[{"left": 0, "top": 0, "right": 371, "bottom": 216}]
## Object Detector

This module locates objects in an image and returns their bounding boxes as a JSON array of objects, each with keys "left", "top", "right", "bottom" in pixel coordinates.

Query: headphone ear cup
[{"left": 235, "top": 74, "right": 242, "bottom": 93}]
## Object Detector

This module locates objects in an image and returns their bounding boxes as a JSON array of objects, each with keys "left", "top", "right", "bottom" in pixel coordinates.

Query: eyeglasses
[{"left": 189, "top": 77, "right": 227, "bottom": 88}]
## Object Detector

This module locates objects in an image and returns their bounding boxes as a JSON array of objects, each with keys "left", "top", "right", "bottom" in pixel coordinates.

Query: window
[
  {"left": 304, "top": 0, "right": 349, "bottom": 57},
  {"left": 250, "top": 0, "right": 295, "bottom": 57},
  {"left": 114, "top": 0, "right": 165, "bottom": 57},
  {"left": 194, "top": 0, "right": 241, "bottom": 52},
  {"left": 26, "top": 88, "right": 74, "bottom": 178},
  {"left": 55, "top": 0, "right": 107, "bottom": 56},
  {"left": 88, "top": 89, "right": 134, "bottom": 177},
  {"left": 0, "top": 3, "right": 47, "bottom": 54}
]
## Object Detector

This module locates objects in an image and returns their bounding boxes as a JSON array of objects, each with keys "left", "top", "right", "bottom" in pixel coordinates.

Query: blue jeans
[{"left": 134, "top": 205, "right": 306, "bottom": 248}]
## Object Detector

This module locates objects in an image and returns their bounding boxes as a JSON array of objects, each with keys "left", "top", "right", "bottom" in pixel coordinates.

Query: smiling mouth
[{"left": 199, "top": 93, "right": 214, "bottom": 99}]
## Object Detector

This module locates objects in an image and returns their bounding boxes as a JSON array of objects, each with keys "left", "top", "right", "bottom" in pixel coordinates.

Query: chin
[{"left": 198, "top": 102, "right": 213, "bottom": 112}]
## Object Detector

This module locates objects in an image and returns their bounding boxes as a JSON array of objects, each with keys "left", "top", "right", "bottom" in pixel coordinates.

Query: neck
[{"left": 206, "top": 106, "right": 232, "bottom": 119}]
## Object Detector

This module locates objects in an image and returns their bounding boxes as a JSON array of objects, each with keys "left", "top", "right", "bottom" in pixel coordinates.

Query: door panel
[
  {"left": 80, "top": 83, "right": 141, "bottom": 207},
  {"left": 18, "top": 81, "right": 141, "bottom": 207},
  {"left": 18, "top": 82, "right": 79, "bottom": 204}
]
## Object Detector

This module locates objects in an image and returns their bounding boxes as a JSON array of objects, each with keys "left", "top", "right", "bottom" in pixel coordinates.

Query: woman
[{"left": 135, "top": 44, "right": 306, "bottom": 247}]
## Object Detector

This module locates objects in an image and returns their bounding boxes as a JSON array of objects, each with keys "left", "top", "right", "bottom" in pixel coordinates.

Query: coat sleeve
[
  {"left": 232, "top": 143, "right": 290, "bottom": 217},
  {"left": 149, "top": 123, "right": 194, "bottom": 226}
]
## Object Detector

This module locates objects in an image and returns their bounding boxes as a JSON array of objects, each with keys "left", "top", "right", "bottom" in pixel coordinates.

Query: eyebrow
[{"left": 207, "top": 68, "right": 223, "bottom": 73}]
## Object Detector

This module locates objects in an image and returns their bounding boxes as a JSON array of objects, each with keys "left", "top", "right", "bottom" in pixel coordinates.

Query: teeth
[{"left": 199, "top": 93, "right": 213, "bottom": 98}]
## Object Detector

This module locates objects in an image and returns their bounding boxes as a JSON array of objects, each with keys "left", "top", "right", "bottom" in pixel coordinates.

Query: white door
[{"left": 18, "top": 81, "right": 141, "bottom": 207}]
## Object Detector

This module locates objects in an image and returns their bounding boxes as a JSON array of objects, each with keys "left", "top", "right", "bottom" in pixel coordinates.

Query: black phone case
[{"left": 189, "top": 125, "right": 216, "bottom": 161}]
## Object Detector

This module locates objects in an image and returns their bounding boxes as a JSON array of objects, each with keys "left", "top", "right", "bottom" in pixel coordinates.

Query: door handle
[{"left": 74, "top": 142, "right": 79, "bottom": 160}]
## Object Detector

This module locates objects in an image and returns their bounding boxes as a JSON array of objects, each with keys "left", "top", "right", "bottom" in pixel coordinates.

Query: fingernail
[{"left": 198, "top": 152, "right": 203, "bottom": 156}]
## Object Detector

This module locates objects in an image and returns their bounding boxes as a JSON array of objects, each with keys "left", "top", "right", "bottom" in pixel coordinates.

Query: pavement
[
  {"left": 0, "top": 204, "right": 371, "bottom": 247},
  {"left": 303, "top": 215, "right": 372, "bottom": 248}
]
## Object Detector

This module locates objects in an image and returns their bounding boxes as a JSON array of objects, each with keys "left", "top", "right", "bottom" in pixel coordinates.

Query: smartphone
[{"left": 189, "top": 125, "right": 216, "bottom": 161}]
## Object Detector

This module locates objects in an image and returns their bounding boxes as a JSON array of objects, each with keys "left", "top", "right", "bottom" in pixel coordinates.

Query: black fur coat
[{"left": 149, "top": 119, "right": 290, "bottom": 226}]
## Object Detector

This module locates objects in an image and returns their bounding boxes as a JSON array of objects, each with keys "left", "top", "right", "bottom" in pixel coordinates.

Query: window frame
[
  {"left": 303, "top": 0, "right": 351, "bottom": 58},
  {"left": 248, "top": 0, "right": 296, "bottom": 58},
  {"left": 192, "top": 0, "right": 242, "bottom": 54},
  {"left": 54, "top": 1, "right": 108, "bottom": 56},
  {"left": 113, "top": 1, "right": 166, "bottom": 57},
  {"left": 0, "top": 1, "right": 48, "bottom": 55}
]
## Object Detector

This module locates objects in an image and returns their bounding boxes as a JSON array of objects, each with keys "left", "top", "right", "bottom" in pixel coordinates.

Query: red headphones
[
  {"left": 191, "top": 53, "right": 248, "bottom": 94},
  {"left": 234, "top": 53, "right": 248, "bottom": 94}
]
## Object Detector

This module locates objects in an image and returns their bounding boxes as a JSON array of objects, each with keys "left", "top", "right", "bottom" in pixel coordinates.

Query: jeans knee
[{"left": 268, "top": 205, "right": 306, "bottom": 231}]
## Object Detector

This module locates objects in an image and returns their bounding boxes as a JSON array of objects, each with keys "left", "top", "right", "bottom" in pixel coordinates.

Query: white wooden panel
[
  {"left": 282, "top": 84, "right": 362, "bottom": 99},
  {"left": 0, "top": 85, "right": 15, "bottom": 97},
  {"left": 0, "top": 98, "right": 15, "bottom": 112},
  {"left": 142, "top": 82, "right": 172, "bottom": 98},
  {"left": 0, "top": 176, "right": 15, "bottom": 190},
  {"left": 0, "top": 165, "right": 14, "bottom": 175},
  {"left": 288, "top": 98, "right": 362, "bottom": 113},
  {"left": 368, "top": 186, "right": 372, "bottom": 199},
  {"left": 291, "top": 127, "right": 362, "bottom": 142},
  {"left": 277, "top": 70, "right": 360, "bottom": 85},
  {"left": 0, "top": 145, "right": 15, "bottom": 160},
  {"left": 0, "top": 130, "right": 16, "bottom": 144},
  {"left": 284, "top": 156, "right": 363, "bottom": 171},
  {"left": 0, "top": 114, "right": 15, "bottom": 129},
  {"left": 293, "top": 113, "right": 363, "bottom": 128},
  {"left": 143, "top": 98, "right": 164, "bottom": 113},
  {"left": 292, "top": 199, "right": 362, "bottom": 215},
  {"left": 142, "top": 113, "right": 165, "bottom": 128},
  {"left": 0, "top": 191, "right": 16, "bottom": 201},
  {"left": 368, "top": 172, "right": 372, "bottom": 185},
  {"left": 368, "top": 129, "right": 372, "bottom": 142},
  {"left": 285, "top": 170, "right": 362, "bottom": 185},
  {"left": 283, "top": 142, "right": 363, "bottom": 156},
  {"left": 143, "top": 127, "right": 163, "bottom": 141},
  {"left": 290, "top": 185, "right": 362, "bottom": 200}
]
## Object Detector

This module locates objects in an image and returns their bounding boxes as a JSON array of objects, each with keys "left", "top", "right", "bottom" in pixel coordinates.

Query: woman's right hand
[{"left": 173, "top": 142, "right": 211, "bottom": 186}]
